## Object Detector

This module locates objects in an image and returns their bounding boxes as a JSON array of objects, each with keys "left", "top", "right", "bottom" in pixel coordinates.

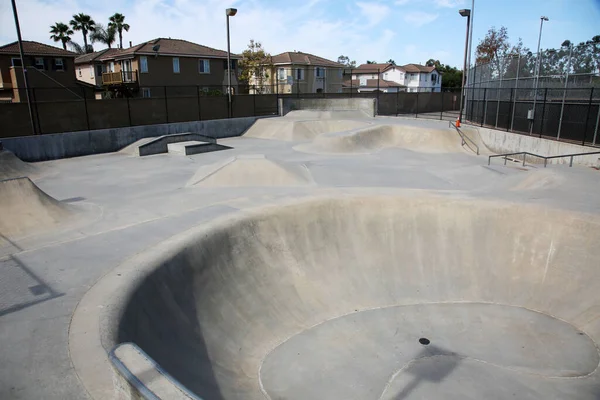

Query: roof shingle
[
  {"left": 401, "top": 63, "right": 436, "bottom": 73},
  {"left": 271, "top": 51, "right": 342, "bottom": 67},
  {"left": 0, "top": 41, "right": 76, "bottom": 57}
]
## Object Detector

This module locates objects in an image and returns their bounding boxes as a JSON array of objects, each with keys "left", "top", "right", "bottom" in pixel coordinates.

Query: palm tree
[
  {"left": 68, "top": 42, "right": 94, "bottom": 55},
  {"left": 49, "top": 22, "right": 74, "bottom": 50},
  {"left": 70, "top": 13, "right": 96, "bottom": 53},
  {"left": 90, "top": 24, "right": 116, "bottom": 49},
  {"left": 108, "top": 13, "right": 130, "bottom": 49}
]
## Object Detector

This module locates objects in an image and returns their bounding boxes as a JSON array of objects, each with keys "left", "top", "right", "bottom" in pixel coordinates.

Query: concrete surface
[
  {"left": 1, "top": 110, "right": 600, "bottom": 400},
  {"left": 1, "top": 117, "right": 260, "bottom": 162},
  {"left": 278, "top": 97, "right": 377, "bottom": 117},
  {"left": 139, "top": 133, "right": 216, "bottom": 157}
]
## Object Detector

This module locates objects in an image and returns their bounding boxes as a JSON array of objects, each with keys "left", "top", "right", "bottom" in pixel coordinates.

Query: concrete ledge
[
  {"left": 1, "top": 117, "right": 260, "bottom": 162},
  {"left": 166, "top": 141, "right": 228, "bottom": 156},
  {"left": 138, "top": 134, "right": 215, "bottom": 156},
  {"left": 478, "top": 127, "right": 600, "bottom": 166},
  {"left": 278, "top": 98, "right": 377, "bottom": 118},
  {"left": 110, "top": 343, "right": 200, "bottom": 400}
]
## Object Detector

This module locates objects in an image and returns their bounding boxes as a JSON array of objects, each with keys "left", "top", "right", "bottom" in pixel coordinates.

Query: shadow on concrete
[
  {"left": 117, "top": 251, "right": 224, "bottom": 400},
  {"left": 0, "top": 254, "right": 64, "bottom": 317}
]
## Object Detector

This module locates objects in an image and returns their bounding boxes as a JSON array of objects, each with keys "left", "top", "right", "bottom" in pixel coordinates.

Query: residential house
[
  {"left": 346, "top": 62, "right": 441, "bottom": 93},
  {"left": 74, "top": 38, "right": 242, "bottom": 98},
  {"left": 0, "top": 41, "right": 78, "bottom": 102},
  {"left": 251, "top": 51, "right": 344, "bottom": 94}
]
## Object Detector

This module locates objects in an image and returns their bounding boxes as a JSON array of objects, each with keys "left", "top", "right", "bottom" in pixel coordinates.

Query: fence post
[
  {"left": 32, "top": 88, "right": 42, "bottom": 135},
  {"left": 593, "top": 98, "right": 600, "bottom": 146},
  {"left": 253, "top": 85, "right": 257, "bottom": 116},
  {"left": 440, "top": 91, "right": 444, "bottom": 120},
  {"left": 81, "top": 87, "right": 90, "bottom": 130},
  {"left": 164, "top": 86, "right": 169, "bottom": 123},
  {"left": 127, "top": 96, "right": 132, "bottom": 126},
  {"left": 539, "top": 88, "right": 548, "bottom": 138},
  {"left": 506, "top": 88, "right": 513, "bottom": 132},
  {"left": 469, "top": 87, "right": 475, "bottom": 123},
  {"left": 197, "top": 86, "right": 201, "bottom": 121},
  {"left": 349, "top": 69, "right": 353, "bottom": 98},
  {"left": 482, "top": 88, "right": 487, "bottom": 127},
  {"left": 582, "top": 87, "right": 594, "bottom": 146},
  {"left": 415, "top": 90, "right": 419, "bottom": 118},
  {"left": 377, "top": 68, "right": 380, "bottom": 106}
]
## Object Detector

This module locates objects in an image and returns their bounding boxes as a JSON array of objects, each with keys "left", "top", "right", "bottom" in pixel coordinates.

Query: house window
[
  {"left": 90, "top": 66, "right": 94, "bottom": 77},
  {"left": 173, "top": 57, "right": 180, "bottom": 73},
  {"left": 108, "top": 61, "right": 115, "bottom": 72},
  {"left": 338, "top": 69, "right": 343, "bottom": 79},
  {"left": 96, "top": 65, "right": 103, "bottom": 77},
  {"left": 223, "top": 59, "right": 236, "bottom": 70},
  {"left": 431, "top": 74, "right": 437, "bottom": 83},
  {"left": 35, "top": 57, "right": 44, "bottom": 70},
  {"left": 198, "top": 59, "right": 210, "bottom": 74},
  {"left": 140, "top": 56, "right": 148, "bottom": 73},
  {"left": 295, "top": 68, "right": 304, "bottom": 80},
  {"left": 315, "top": 67, "right": 324, "bottom": 78},
  {"left": 54, "top": 58, "right": 64, "bottom": 71},
  {"left": 277, "top": 68, "right": 286, "bottom": 80},
  {"left": 11, "top": 57, "right": 22, "bottom": 67},
  {"left": 142, "top": 88, "right": 151, "bottom": 98}
]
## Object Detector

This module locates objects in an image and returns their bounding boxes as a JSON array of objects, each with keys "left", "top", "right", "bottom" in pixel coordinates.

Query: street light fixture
[
  {"left": 226, "top": 8, "right": 237, "bottom": 117},
  {"left": 530, "top": 16, "right": 549, "bottom": 133},
  {"left": 458, "top": 9, "right": 471, "bottom": 124}
]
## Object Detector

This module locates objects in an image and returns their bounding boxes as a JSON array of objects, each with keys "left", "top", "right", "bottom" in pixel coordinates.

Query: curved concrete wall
[{"left": 107, "top": 195, "right": 600, "bottom": 400}]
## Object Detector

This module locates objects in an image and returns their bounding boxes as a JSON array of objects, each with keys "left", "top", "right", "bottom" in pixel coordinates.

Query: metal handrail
[
  {"left": 488, "top": 150, "right": 600, "bottom": 167},
  {"left": 449, "top": 121, "right": 479, "bottom": 155}
]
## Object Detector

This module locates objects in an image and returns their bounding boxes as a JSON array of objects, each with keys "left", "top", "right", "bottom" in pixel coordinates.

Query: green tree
[
  {"left": 424, "top": 59, "right": 462, "bottom": 88},
  {"left": 366, "top": 60, "right": 377, "bottom": 64},
  {"left": 239, "top": 40, "right": 273, "bottom": 94},
  {"left": 68, "top": 41, "right": 93, "bottom": 55},
  {"left": 386, "top": 59, "right": 396, "bottom": 65},
  {"left": 109, "top": 13, "right": 130, "bottom": 49},
  {"left": 337, "top": 55, "right": 356, "bottom": 68},
  {"left": 90, "top": 24, "right": 116, "bottom": 49},
  {"left": 49, "top": 22, "right": 74, "bottom": 50},
  {"left": 70, "top": 13, "right": 96, "bottom": 53}
]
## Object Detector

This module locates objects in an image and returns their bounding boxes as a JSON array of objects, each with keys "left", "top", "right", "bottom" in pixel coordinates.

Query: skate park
[{"left": 1, "top": 97, "right": 600, "bottom": 400}]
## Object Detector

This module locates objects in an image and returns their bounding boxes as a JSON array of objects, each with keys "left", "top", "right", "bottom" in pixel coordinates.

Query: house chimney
[{"left": 129, "top": 41, "right": 132, "bottom": 48}]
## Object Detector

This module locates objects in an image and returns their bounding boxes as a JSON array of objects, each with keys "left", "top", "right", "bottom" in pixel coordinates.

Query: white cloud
[
  {"left": 434, "top": 0, "right": 465, "bottom": 8},
  {"left": 403, "top": 11, "right": 439, "bottom": 27},
  {"left": 356, "top": 1, "right": 390, "bottom": 27}
]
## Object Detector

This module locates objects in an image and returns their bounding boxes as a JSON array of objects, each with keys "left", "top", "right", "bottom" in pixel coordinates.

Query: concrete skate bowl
[
  {"left": 295, "top": 124, "right": 483, "bottom": 155},
  {"left": 244, "top": 118, "right": 371, "bottom": 141},
  {"left": 0, "top": 149, "right": 40, "bottom": 180},
  {"left": 95, "top": 195, "right": 600, "bottom": 400}
]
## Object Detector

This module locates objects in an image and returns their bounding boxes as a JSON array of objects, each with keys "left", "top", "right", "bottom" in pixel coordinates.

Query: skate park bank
[{"left": 1, "top": 98, "right": 600, "bottom": 400}]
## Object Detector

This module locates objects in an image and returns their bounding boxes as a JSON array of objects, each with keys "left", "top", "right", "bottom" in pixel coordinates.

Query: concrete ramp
[
  {"left": 0, "top": 177, "right": 76, "bottom": 237},
  {"left": 244, "top": 118, "right": 371, "bottom": 141},
  {"left": 187, "top": 155, "right": 313, "bottom": 187},
  {"left": 86, "top": 195, "right": 600, "bottom": 400},
  {"left": 284, "top": 110, "right": 373, "bottom": 120},
  {"left": 296, "top": 125, "right": 473, "bottom": 154},
  {"left": 278, "top": 98, "right": 376, "bottom": 118},
  {"left": 0, "top": 150, "right": 40, "bottom": 180}
]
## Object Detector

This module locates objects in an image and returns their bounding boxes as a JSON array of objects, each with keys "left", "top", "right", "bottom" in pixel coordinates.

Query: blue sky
[{"left": 1, "top": 0, "right": 598, "bottom": 68}]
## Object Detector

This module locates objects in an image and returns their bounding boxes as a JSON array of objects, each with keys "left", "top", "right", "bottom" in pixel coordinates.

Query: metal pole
[
  {"left": 593, "top": 99, "right": 600, "bottom": 146},
  {"left": 11, "top": 0, "right": 36, "bottom": 135},
  {"left": 397, "top": 87, "right": 400, "bottom": 116},
  {"left": 415, "top": 90, "right": 419, "bottom": 118},
  {"left": 495, "top": 62, "right": 503, "bottom": 128},
  {"left": 582, "top": 88, "right": 594, "bottom": 146},
  {"left": 557, "top": 44, "right": 572, "bottom": 140},
  {"left": 377, "top": 68, "right": 380, "bottom": 105},
  {"left": 127, "top": 96, "right": 132, "bottom": 126},
  {"left": 506, "top": 88, "right": 513, "bottom": 132},
  {"left": 539, "top": 88, "right": 548, "bottom": 138},
  {"left": 164, "top": 86, "right": 169, "bottom": 123},
  {"left": 458, "top": 12, "right": 471, "bottom": 123},
  {"left": 350, "top": 68, "right": 353, "bottom": 98},
  {"left": 197, "top": 85, "right": 201, "bottom": 121},
  {"left": 510, "top": 54, "right": 520, "bottom": 131},
  {"left": 466, "top": 0, "right": 475, "bottom": 83},
  {"left": 482, "top": 88, "right": 487, "bottom": 127},
  {"left": 32, "top": 88, "right": 41, "bottom": 134},
  {"left": 81, "top": 87, "right": 90, "bottom": 130},
  {"left": 440, "top": 91, "right": 444, "bottom": 120},
  {"left": 530, "top": 16, "right": 548, "bottom": 134},
  {"left": 226, "top": 14, "right": 232, "bottom": 118},
  {"left": 253, "top": 85, "right": 256, "bottom": 116}
]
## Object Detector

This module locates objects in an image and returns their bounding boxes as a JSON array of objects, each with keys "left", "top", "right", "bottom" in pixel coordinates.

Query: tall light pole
[
  {"left": 466, "top": 0, "right": 475, "bottom": 85},
  {"left": 530, "top": 16, "right": 549, "bottom": 133},
  {"left": 11, "top": 0, "right": 36, "bottom": 135},
  {"left": 458, "top": 9, "right": 471, "bottom": 124},
  {"left": 226, "top": 8, "right": 237, "bottom": 117}
]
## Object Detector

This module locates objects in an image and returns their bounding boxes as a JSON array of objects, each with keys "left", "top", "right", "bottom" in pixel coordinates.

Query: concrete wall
[
  {"left": 1, "top": 116, "right": 261, "bottom": 162},
  {"left": 279, "top": 97, "right": 377, "bottom": 117},
  {"left": 478, "top": 127, "right": 600, "bottom": 166}
]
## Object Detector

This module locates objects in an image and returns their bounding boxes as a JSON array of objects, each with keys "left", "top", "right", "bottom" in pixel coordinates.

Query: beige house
[
  {"left": 0, "top": 41, "right": 78, "bottom": 102},
  {"left": 252, "top": 51, "right": 344, "bottom": 94},
  {"left": 75, "top": 38, "right": 242, "bottom": 98}
]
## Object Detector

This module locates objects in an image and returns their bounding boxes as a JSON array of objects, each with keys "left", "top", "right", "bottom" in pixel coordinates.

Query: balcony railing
[{"left": 102, "top": 70, "right": 138, "bottom": 85}]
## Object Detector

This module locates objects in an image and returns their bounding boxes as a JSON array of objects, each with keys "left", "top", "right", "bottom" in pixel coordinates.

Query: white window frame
[
  {"left": 315, "top": 67, "right": 324, "bottom": 78},
  {"left": 277, "top": 68, "right": 286, "bottom": 80},
  {"left": 90, "top": 66, "right": 94, "bottom": 77},
  {"left": 54, "top": 58, "right": 64, "bottom": 71},
  {"left": 140, "top": 56, "right": 148, "bottom": 73},
  {"left": 173, "top": 57, "right": 180, "bottom": 73},
  {"left": 295, "top": 68, "right": 305, "bottom": 81},
  {"left": 141, "top": 88, "right": 151, "bottom": 98},
  {"left": 35, "top": 57, "right": 44, "bottom": 70},
  {"left": 198, "top": 59, "right": 210, "bottom": 74}
]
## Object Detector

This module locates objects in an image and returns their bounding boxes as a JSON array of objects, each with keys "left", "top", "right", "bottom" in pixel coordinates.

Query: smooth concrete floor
[{"left": 1, "top": 116, "right": 600, "bottom": 399}]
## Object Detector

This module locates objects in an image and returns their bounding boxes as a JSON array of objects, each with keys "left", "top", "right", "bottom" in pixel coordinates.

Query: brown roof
[
  {"left": 114, "top": 38, "right": 240, "bottom": 59},
  {"left": 402, "top": 63, "right": 436, "bottom": 73},
  {"left": 75, "top": 48, "right": 115, "bottom": 64},
  {"left": 345, "top": 79, "right": 405, "bottom": 88},
  {"left": 355, "top": 63, "right": 396, "bottom": 72},
  {"left": 271, "top": 51, "right": 342, "bottom": 67},
  {"left": 0, "top": 41, "right": 76, "bottom": 57}
]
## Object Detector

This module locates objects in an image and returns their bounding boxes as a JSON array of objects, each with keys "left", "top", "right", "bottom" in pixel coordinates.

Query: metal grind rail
[
  {"left": 449, "top": 121, "right": 480, "bottom": 155},
  {"left": 488, "top": 150, "right": 600, "bottom": 168}
]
